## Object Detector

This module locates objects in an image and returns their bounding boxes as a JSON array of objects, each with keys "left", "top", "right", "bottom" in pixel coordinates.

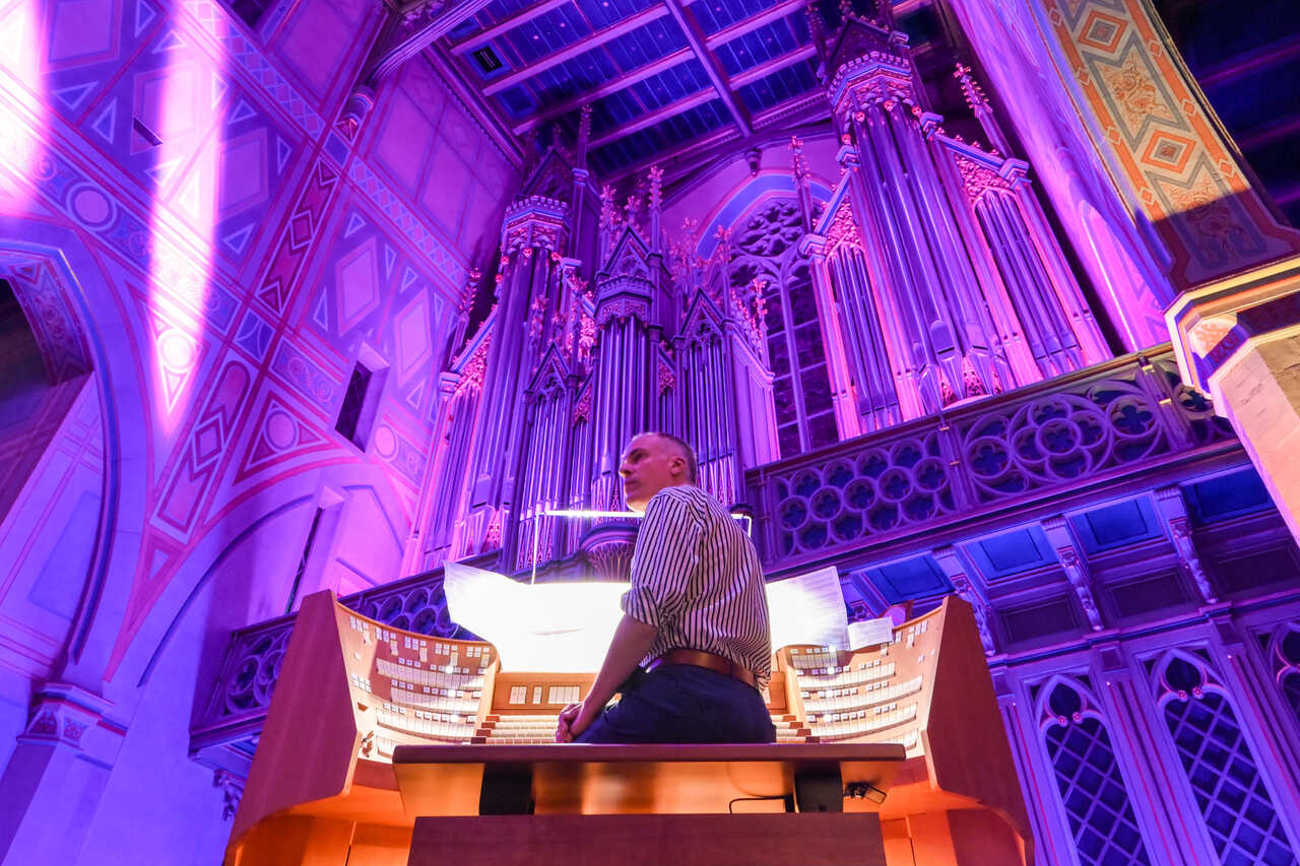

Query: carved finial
[
  {"left": 576, "top": 103, "right": 593, "bottom": 165},
  {"left": 954, "top": 62, "right": 991, "bottom": 112},
  {"left": 624, "top": 193, "right": 642, "bottom": 229},
  {"left": 789, "top": 135, "right": 810, "bottom": 181},
  {"left": 648, "top": 165, "right": 663, "bottom": 210},
  {"left": 599, "top": 184, "right": 617, "bottom": 229},
  {"left": 460, "top": 267, "right": 481, "bottom": 312}
]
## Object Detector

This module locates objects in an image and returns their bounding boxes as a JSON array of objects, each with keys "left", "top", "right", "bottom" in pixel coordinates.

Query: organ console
[{"left": 225, "top": 589, "right": 1032, "bottom": 866}]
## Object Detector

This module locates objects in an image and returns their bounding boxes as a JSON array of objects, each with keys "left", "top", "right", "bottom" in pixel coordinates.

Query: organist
[{"left": 556, "top": 432, "right": 776, "bottom": 744}]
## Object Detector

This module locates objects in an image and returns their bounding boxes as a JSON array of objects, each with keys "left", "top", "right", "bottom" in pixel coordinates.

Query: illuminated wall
[{"left": 0, "top": 0, "right": 515, "bottom": 861}]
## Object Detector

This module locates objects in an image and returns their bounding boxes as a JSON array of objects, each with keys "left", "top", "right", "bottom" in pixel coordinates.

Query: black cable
[{"left": 727, "top": 794, "right": 792, "bottom": 814}]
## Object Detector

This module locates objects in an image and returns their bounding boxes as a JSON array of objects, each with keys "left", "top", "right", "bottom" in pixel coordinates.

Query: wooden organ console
[{"left": 225, "top": 589, "right": 1032, "bottom": 866}]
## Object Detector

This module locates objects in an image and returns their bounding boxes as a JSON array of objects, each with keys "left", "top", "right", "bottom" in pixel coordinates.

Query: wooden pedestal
[{"left": 408, "top": 813, "right": 886, "bottom": 866}]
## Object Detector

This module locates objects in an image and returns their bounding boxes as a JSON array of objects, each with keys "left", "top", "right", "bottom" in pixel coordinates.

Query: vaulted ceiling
[{"left": 432, "top": 0, "right": 842, "bottom": 179}]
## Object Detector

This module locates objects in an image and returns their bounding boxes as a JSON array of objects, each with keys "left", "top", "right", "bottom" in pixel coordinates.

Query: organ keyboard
[{"left": 226, "top": 589, "right": 1031, "bottom": 866}]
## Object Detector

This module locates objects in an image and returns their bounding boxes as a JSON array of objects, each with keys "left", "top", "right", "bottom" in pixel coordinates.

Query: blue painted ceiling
[
  {"left": 436, "top": 0, "right": 882, "bottom": 177},
  {"left": 837, "top": 470, "right": 1276, "bottom": 613}
]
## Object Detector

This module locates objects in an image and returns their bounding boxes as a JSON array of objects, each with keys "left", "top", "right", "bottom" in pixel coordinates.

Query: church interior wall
[
  {"left": 0, "top": 0, "right": 524, "bottom": 858},
  {"left": 944, "top": 0, "right": 1177, "bottom": 351},
  {"left": 0, "top": 0, "right": 1298, "bottom": 862}
]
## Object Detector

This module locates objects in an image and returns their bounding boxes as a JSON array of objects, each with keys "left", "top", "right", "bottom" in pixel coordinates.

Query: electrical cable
[{"left": 727, "top": 794, "right": 793, "bottom": 814}]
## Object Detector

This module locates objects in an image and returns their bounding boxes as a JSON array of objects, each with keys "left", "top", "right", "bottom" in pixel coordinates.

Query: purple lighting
[{"left": 1, "top": 0, "right": 1299, "bottom": 864}]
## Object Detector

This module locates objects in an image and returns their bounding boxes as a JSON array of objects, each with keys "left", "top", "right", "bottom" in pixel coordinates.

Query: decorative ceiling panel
[
  {"left": 692, "top": 0, "right": 788, "bottom": 36},
  {"left": 433, "top": 0, "right": 846, "bottom": 175}
]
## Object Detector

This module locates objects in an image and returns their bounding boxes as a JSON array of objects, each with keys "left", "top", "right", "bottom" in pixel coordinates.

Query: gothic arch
[
  {"left": 1147, "top": 647, "right": 1300, "bottom": 863},
  {"left": 0, "top": 222, "right": 151, "bottom": 696},
  {"left": 1261, "top": 622, "right": 1300, "bottom": 728},
  {"left": 1032, "top": 673, "right": 1155, "bottom": 866},
  {"left": 115, "top": 460, "right": 414, "bottom": 690},
  {"left": 691, "top": 171, "right": 832, "bottom": 261}
]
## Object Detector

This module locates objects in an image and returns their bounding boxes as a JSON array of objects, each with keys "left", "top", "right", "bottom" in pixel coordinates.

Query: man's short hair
[{"left": 643, "top": 431, "right": 698, "bottom": 483}]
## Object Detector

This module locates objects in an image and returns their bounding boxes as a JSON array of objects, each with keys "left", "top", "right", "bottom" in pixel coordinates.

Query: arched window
[
  {"left": 1262, "top": 623, "right": 1300, "bottom": 728},
  {"left": 1038, "top": 677, "right": 1153, "bottom": 866},
  {"left": 730, "top": 200, "right": 836, "bottom": 456},
  {"left": 1154, "top": 651, "right": 1298, "bottom": 864}
]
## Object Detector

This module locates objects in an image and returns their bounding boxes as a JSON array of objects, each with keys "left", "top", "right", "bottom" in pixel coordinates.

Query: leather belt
[{"left": 648, "top": 648, "right": 757, "bottom": 689}]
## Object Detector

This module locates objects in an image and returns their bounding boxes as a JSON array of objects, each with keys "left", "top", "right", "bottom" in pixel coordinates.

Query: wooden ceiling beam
[
  {"left": 729, "top": 43, "right": 817, "bottom": 89},
  {"left": 703, "top": 0, "right": 808, "bottom": 49},
  {"left": 482, "top": 5, "right": 670, "bottom": 96},
  {"left": 511, "top": 48, "right": 694, "bottom": 135},
  {"left": 662, "top": 0, "right": 751, "bottom": 137},
  {"left": 449, "top": 0, "right": 573, "bottom": 56},
  {"left": 587, "top": 89, "right": 717, "bottom": 149}
]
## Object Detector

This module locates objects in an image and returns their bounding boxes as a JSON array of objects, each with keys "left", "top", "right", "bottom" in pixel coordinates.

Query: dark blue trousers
[{"left": 575, "top": 663, "right": 776, "bottom": 744}]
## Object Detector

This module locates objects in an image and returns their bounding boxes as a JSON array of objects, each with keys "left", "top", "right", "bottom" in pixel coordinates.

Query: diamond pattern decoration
[
  {"left": 335, "top": 236, "right": 381, "bottom": 334},
  {"left": 348, "top": 159, "right": 467, "bottom": 288},
  {"left": 1047, "top": 0, "right": 1300, "bottom": 288},
  {"left": 1046, "top": 714, "right": 1152, "bottom": 866},
  {"left": 1140, "top": 131, "right": 1197, "bottom": 174},
  {"left": 1077, "top": 10, "right": 1126, "bottom": 53},
  {"left": 1164, "top": 689, "right": 1298, "bottom": 865},
  {"left": 394, "top": 291, "right": 432, "bottom": 383},
  {"left": 180, "top": 0, "right": 325, "bottom": 137},
  {"left": 191, "top": 415, "right": 224, "bottom": 466}
]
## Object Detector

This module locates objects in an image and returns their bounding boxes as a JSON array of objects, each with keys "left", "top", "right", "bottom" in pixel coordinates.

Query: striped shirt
[{"left": 621, "top": 485, "right": 772, "bottom": 689}]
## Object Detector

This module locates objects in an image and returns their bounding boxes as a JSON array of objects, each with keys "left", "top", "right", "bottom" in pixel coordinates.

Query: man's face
[{"left": 619, "top": 434, "right": 686, "bottom": 513}]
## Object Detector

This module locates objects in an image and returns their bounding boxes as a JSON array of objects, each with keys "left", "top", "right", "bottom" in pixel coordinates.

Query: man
[{"left": 556, "top": 432, "right": 775, "bottom": 744}]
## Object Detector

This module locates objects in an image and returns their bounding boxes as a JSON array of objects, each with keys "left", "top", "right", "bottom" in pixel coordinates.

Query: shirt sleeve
[{"left": 620, "top": 490, "right": 704, "bottom": 629}]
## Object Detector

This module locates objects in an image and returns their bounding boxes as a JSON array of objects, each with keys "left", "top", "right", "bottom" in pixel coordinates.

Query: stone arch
[
  {"left": 0, "top": 222, "right": 151, "bottom": 693},
  {"left": 693, "top": 172, "right": 833, "bottom": 261},
  {"left": 1261, "top": 622, "right": 1300, "bottom": 727},
  {"left": 1032, "top": 672, "right": 1107, "bottom": 733},
  {"left": 1148, "top": 646, "right": 1225, "bottom": 704},
  {"left": 117, "top": 460, "right": 414, "bottom": 692},
  {"left": 1032, "top": 671, "right": 1157, "bottom": 866},
  {"left": 1147, "top": 646, "right": 1300, "bottom": 862}
]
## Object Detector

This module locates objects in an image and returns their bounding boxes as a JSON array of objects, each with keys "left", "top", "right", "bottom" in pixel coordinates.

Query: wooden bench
[{"left": 393, "top": 742, "right": 906, "bottom": 866}]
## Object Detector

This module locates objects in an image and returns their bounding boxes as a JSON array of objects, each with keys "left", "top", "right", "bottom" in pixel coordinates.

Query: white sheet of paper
[
  {"left": 444, "top": 562, "right": 628, "bottom": 672},
  {"left": 764, "top": 566, "right": 849, "bottom": 651},
  {"left": 444, "top": 562, "right": 851, "bottom": 670},
  {"left": 847, "top": 616, "right": 895, "bottom": 650}
]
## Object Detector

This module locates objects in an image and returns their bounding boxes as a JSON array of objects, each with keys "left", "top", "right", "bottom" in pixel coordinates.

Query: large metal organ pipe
[{"left": 827, "top": 244, "right": 900, "bottom": 433}]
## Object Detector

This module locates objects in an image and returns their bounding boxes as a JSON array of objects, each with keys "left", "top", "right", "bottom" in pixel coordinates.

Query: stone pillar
[
  {"left": 0, "top": 683, "right": 126, "bottom": 865},
  {"left": 1167, "top": 258, "right": 1300, "bottom": 544},
  {"left": 1088, "top": 645, "right": 1210, "bottom": 865},
  {"left": 960, "top": 0, "right": 1300, "bottom": 543}
]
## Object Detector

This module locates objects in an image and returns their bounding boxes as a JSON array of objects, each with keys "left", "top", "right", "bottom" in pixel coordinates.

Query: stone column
[
  {"left": 956, "top": 0, "right": 1300, "bottom": 543},
  {"left": 0, "top": 683, "right": 126, "bottom": 864},
  {"left": 1168, "top": 258, "right": 1300, "bottom": 544}
]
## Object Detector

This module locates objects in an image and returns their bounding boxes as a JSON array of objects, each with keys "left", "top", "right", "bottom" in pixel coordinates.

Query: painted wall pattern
[
  {"left": 1043, "top": 0, "right": 1300, "bottom": 288},
  {"left": 0, "top": 0, "right": 519, "bottom": 858}
]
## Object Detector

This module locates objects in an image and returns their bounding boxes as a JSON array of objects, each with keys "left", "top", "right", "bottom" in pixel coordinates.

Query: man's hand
[
  {"left": 555, "top": 699, "right": 597, "bottom": 742},
  {"left": 556, "top": 615, "right": 658, "bottom": 742}
]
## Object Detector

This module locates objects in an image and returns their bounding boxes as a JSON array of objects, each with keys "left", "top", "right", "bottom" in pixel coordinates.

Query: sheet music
[
  {"left": 444, "top": 562, "right": 628, "bottom": 672},
  {"left": 765, "top": 566, "right": 849, "bottom": 651},
  {"left": 847, "top": 616, "right": 895, "bottom": 650},
  {"left": 445, "top": 562, "right": 850, "bottom": 670}
]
